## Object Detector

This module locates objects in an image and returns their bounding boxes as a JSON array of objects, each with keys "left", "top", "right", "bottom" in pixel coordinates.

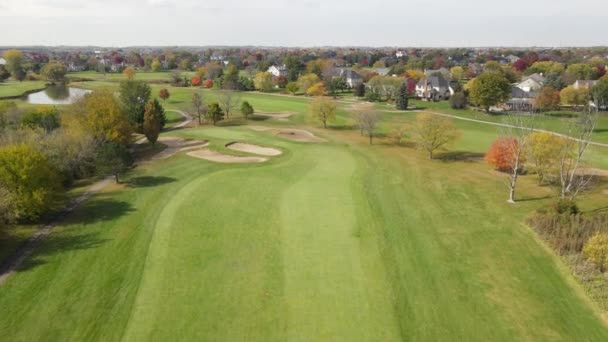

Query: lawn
[
  {"left": 0, "top": 81, "right": 47, "bottom": 98},
  {"left": 0, "top": 123, "right": 607, "bottom": 340}
]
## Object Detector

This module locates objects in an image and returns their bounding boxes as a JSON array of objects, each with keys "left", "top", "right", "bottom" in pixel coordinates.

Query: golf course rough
[{"left": 0, "top": 125, "right": 607, "bottom": 341}]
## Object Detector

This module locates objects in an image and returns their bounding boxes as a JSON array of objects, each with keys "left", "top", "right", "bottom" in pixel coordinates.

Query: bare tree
[
  {"left": 500, "top": 115, "right": 535, "bottom": 203},
  {"left": 357, "top": 107, "right": 382, "bottom": 144},
  {"left": 351, "top": 103, "right": 373, "bottom": 136},
  {"left": 191, "top": 92, "right": 207, "bottom": 125},
  {"left": 557, "top": 104, "right": 598, "bottom": 201},
  {"left": 217, "top": 90, "right": 240, "bottom": 119}
]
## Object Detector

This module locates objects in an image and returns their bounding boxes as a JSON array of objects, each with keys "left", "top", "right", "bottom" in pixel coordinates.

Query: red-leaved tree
[
  {"left": 485, "top": 137, "right": 523, "bottom": 171},
  {"left": 203, "top": 79, "right": 214, "bottom": 88},
  {"left": 159, "top": 88, "right": 170, "bottom": 102},
  {"left": 191, "top": 76, "right": 201, "bottom": 87}
]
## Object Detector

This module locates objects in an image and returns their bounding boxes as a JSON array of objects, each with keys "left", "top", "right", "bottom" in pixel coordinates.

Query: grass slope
[{"left": 0, "top": 126, "right": 607, "bottom": 340}]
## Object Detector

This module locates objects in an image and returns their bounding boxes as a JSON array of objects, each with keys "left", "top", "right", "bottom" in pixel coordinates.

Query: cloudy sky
[{"left": 0, "top": 0, "right": 606, "bottom": 47}]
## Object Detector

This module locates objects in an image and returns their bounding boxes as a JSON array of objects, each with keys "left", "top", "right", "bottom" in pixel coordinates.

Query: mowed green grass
[
  {"left": 0, "top": 124, "right": 607, "bottom": 340},
  {"left": 0, "top": 81, "right": 46, "bottom": 98},
  {"left": 68, "top": 71, "right": 194, "bottom": 82}
]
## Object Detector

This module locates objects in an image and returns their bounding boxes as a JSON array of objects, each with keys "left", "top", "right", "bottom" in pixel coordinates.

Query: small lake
[{"left": 26, "top": 86, "right": 92, "bottom": 105}]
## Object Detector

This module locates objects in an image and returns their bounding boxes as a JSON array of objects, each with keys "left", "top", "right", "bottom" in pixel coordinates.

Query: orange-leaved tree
[{"left": 485, "top": 137, "right": 525, "bottom": 171}]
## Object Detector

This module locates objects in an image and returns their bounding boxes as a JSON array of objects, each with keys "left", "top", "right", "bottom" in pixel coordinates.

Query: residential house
[
  {"left": 415, "top": 75, "right": 451, "bottom": 101},
  {"left": 505, "top": 86, "right": 536, "bottom": 112},
  {"left": 267, "top": 65, "right": 288, "bottom": 77},
  {"left": 424, "top": 68, "right": 450, "bottom": 80},
  {"left": 335, "top": 68, "right": 363, "bottom": 88},
  {"left": 506, "top": 55, "right": 520, "bottom": 64},
  {"left": 67, "top": 62, "right": 85, "bottom": 72},
  {"left": 0, "top": 57, "right": 5, "bottom": 65},
  {"left": 516, "top": 73, "right": 545, "bottom": 92},
  {"left": 573, "top": 80, "right": 598, "bottom": 89},
  {"left": 374, "top": 68, "right": 390, "bottom": 76}
]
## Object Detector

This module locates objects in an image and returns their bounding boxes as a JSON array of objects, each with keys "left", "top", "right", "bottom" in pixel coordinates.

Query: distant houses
[
  {"left": 516, "top": 73, "right": 545, "bottom": 92},
  {"left": 573, "top": 80, "right": 598, "bottom": 89}
]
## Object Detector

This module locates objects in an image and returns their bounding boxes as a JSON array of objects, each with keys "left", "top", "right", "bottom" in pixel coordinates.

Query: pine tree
[
  {"left": 355, "top": 83, "right": 366, "bottom": 97},
  {"left": 396, "top": 82, "right": 409, "bottom": 110}
]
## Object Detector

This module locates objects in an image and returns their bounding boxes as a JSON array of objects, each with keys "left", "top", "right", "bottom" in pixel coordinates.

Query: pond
[{"left": 26, "top": 86, "right": 91, "bottom": 105}]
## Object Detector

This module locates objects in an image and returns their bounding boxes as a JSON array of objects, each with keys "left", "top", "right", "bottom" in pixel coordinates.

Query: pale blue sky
[{"left": 0, "top": 0, "right": 606, "bottom": 47}]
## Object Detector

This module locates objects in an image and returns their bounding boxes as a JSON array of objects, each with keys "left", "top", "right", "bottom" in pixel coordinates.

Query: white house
[
  {"left": 267, "top": 65, "right": 288, "bottom": 77},
  {"left": 374, "top": 68, "right": 390, "bottom": 76},
  {"left": 0, "top": 57, "right": 5, "bottom": 65},
  {"left": 516, "top": 73, "right": 545, "bottom": 92}
]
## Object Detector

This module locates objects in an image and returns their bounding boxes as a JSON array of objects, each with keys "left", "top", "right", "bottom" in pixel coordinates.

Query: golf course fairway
[{"left": 0, "top": 125, "right": 607, "bottom": 341}]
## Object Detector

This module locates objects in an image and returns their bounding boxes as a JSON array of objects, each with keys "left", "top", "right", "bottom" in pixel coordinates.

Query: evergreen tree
[
  {"left": 355, "top": 83, "right": 366, "bottom": 97},
  {"left": 396, "top": 82, "right": 409, "bottom": 110},
  {"left": 208, "top": 102, "right": 225, "bottom": 125}
]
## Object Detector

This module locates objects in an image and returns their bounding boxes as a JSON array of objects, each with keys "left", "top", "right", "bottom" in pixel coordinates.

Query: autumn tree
[
  {"left": 191, "top": 76, "right": 202, "bottom": 87},
  {"left": 413, "top": 113, "right": 459, "bottom": 159},
  {"left": 353, "top": 104, "right": 382, "bottom": 144},
  {"left": 0, "top": 144, "right": 61, "bottom": 222},
  {"left": 286, "top": 82, "right": 299, "bottom": 95},
  {"left": 485, "top": 137, "right": 522, "bottom": 171},
  {"left": 222, "top": 65, "right": 240, "bottom": 90},
  {"left": 560, "top": 85, "right": 589, "bottom": 108},
  {"left": 254, "top": 72, "right": 273, "bottom": 92},
  {"left": 297, "top": 73, "right": 321, "bottom": 94},
  {"left": 203, "top": 79, "right": 214, "bottom": 88},
  {"left": 41, "top": 62, "right": 68, "bottom": 84},
  {"left": 207, "top": 102, "right": 224, "bottom": 125},
  {"left": 534, "top": 86, "right": 561, "bottom": 112},
  {"left": 449, "top": 92, "right": 467, "bottom": 109},
  {"left": 20, "top": 106, "right": 60, "bottom": 132},
  {"left": 469, "top": 72, "right": 511, "bottom": 113},
  {"left": 492, "top": 115, "right": 535, "bottom": 203},
  {"left": 190, "top": 93, "right": 206, "bottom": 125},
  {"left": 123, "top": 66, "right": 136, "bottom": 80},
  {"left": 119, "top": 80, "right": 151, "bottom": 132},
  {"left": 159, "top": 88, "right": 170, "bottom": 102},
  {"left": 396, "top": 82, "right": 409, "bottom": 110},
  {"left": 3, "top": 49, "right": 24, "bottom": 79},
  {"left": 151, "top": 59, "right": 162, "bottom": 72},
  {"left": 309, "top": 97, "right": 337, "bottom": 128},
  {"left": 306, "top": 82, "right": 326, "bottom": 96},
  {"left": 450, "top": 66, "right": 465, "bottom": 81},
  {"left": 241, "top": 101, "right": 254, "bottom": 119},
  {"left": 527, "top": 132, "right": 566, "bottom": 184},
  {"left": 64, "top": 89, "right": 133, "bottom": 145},
  {"left": 583, "top": 233, "right": 608, "bottom": 271},
  {"left": 143, "top": 99, "right": 164, "bottom": 144}
]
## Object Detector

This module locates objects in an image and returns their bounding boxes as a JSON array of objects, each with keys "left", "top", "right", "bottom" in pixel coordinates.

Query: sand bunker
[
  {"left": 276, "top": 129, "right": 326, "bottom": 143},
  {"left": 226, "top": 142, "right": 282, "bottom": 156},
  {"left": 187, "top": 149, "right": 267, "bottom": 163},
  {"left": 255, "top": 112, "right": 295, "bottom": 121},
  {"left": 152, "top": 137, "right": 209, "bottom": 160},
  {"left": 247, "top": 126, "right": 326, "bottom": 143}
]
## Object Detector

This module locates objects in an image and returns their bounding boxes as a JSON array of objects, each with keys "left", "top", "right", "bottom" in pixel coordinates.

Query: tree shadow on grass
[
  {"left": 248, "top": 115, "right": 271, "bottom": 121},
  {"left": 515, "top": 195, "right": 556, "bottom": 202},
  {"left": 16, "top": 232, "right": 110, "bottom": 272},
  {"left": 435, "top": 151, "right": 485, "bottom": 163},
  {"left": 329, "top": 124, "right": 358, "bottom": 130},
  {"left": 63, "top": 197, "right": 135, "bottom": 226},
  {"left": 127, "top": 176, "right": 177, "bottom": 188}
]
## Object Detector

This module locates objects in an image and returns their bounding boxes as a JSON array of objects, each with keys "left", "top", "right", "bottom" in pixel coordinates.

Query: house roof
[
  {"left": 574, "top": 80, "right": 598, "bottom": 88},
  {"left": 511, "top": 86, "right": 536, "bottom": 99},
  {"left": 523, "top": 73, "right": 546, "bottom": 84},
  {"left": 336, "top": 68, "right": 362, "bottom": 80},
  {"left": 417, "top": 75, "right": 449, "bottom": 89},
  {"left": 374, "top": 68, "right": 390, "bottom": 76}
]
